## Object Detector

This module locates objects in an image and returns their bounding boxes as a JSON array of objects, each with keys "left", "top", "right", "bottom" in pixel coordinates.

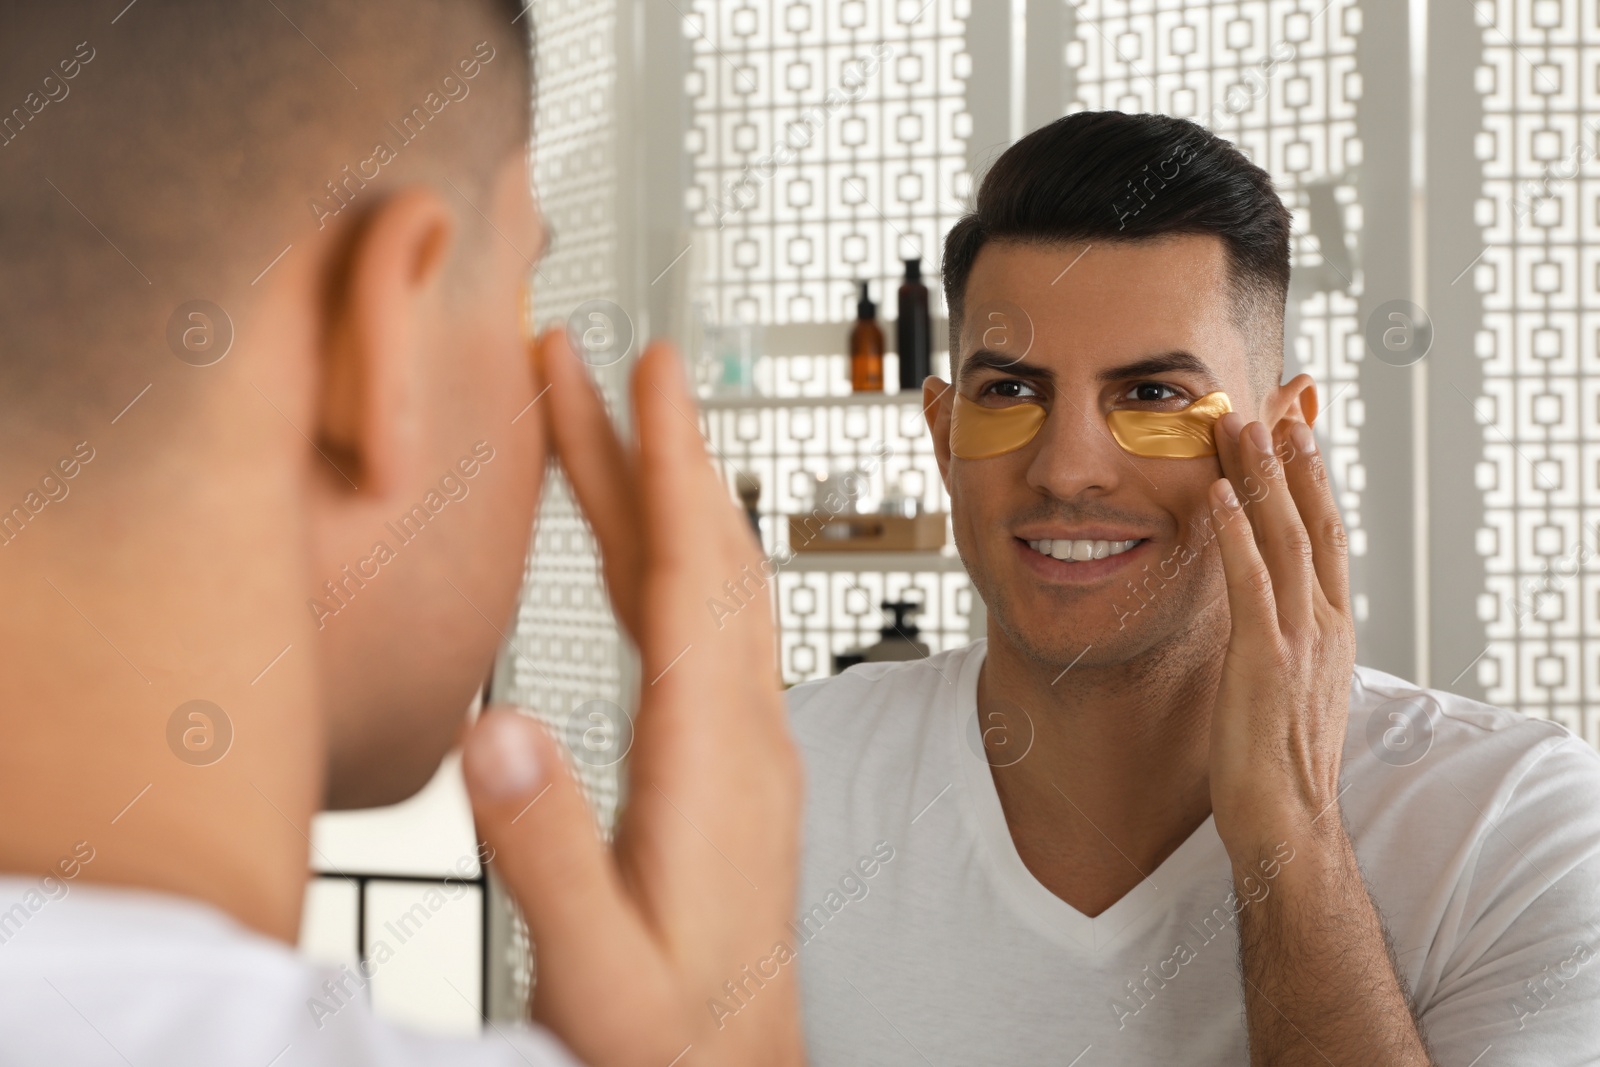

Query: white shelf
[
  {"left": 773, "top": 549, "right": 965, "bottom": 573},
  {"left": 698, "top": 389, "right": 929, "bottom": 412}
]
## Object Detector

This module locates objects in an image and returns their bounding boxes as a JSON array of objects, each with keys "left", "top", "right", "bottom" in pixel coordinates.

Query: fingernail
[
  {"left": 1291, "top": 421, "right": 1317, "bottom": 454},
  {"left": 1246, "top": 422, "right": 1271, "bottom": 452},
  {"left": 1217, "top": 479, "right": 1239, "bottom": 509},
  {"left": 464, "top": 710, "right": 545, "bottom": 803},
  {"left": 1219, "top": 412, "right": 1244, "bottom": 441}
]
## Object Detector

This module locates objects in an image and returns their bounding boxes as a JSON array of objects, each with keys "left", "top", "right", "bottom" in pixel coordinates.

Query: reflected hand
[
  {"left": 464, "top": 329, "right": 803, "bottom": 1067},
  {"left": 1206, "top": 404, "right": 1356, "bottom": 859}
]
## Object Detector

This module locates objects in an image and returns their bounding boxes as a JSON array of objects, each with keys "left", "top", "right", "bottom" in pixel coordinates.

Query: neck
[
  {"left": 978, "top": 609, "right": 1225, "bottom": 913},
  {"left": 0, "top": 438, "right": 324, "bottom": 943}
]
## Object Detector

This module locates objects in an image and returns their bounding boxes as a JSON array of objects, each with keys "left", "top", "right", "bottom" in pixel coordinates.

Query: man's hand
[
  {"left": 1207, "top": 407, "right": 1355, "bottom": 855},
  {"left": 462, "top": 330, "right": 804, "bottom": 1067},
  {"left": 1207, "top": 401, "right": 1434, "bottom": 1066}
]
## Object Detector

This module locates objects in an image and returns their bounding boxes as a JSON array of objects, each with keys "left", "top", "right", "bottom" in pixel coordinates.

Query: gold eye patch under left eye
[
  {"left": 1106, "top": 391, "right": 1232, "bottom": 458},
  {"left": 948, "top": 390, "right": 1234, "bottom": 460}
]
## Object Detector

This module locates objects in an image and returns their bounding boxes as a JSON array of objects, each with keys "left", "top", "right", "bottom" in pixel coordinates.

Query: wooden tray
[{"left": 788, "top": 511, "right": 947, "bottom": 553}]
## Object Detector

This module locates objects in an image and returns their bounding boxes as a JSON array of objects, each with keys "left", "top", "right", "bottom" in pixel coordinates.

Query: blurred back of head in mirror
[
  {"left": 0, "top": 0, "right": 529, "bottom": 444},
  {"left": 0, "top": 0, "right": 548, "bottom": 910}
]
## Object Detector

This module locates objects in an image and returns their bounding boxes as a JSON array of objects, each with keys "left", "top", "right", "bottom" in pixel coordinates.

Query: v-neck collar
[{"left": 948, "top": 641, "right": 1230, "bottom": 955}]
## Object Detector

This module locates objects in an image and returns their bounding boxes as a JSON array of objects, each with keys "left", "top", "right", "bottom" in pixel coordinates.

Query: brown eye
[
  {"left": 985, "top": 379, "right": 1041, "bottom": 400},
  {"left": 1127, "top": 382, "right": 1181, "bottom": 403}
]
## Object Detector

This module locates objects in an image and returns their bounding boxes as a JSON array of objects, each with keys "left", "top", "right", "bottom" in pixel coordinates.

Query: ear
[
  {"left": 1268, "top": 372, "right": 1319, "bottom": 430},
  {"left": 315, "top": 187, "right": 456, "bottom": 497},
  {"left": 923, "top": 375, "right": 955, "bottom": 491}
]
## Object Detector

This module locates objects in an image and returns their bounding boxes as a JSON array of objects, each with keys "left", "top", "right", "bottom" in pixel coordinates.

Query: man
[
  {"left": 786, "top": 111, "right": 1600, "bottom": 1064},
  {"left": 0, "top": 4, "right": 803, "bottom": 1065}
]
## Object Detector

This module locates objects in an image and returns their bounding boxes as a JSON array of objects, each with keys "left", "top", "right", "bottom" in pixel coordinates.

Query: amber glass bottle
[{"left": 850, "top": 280, "right": 884, "bottom": 393}]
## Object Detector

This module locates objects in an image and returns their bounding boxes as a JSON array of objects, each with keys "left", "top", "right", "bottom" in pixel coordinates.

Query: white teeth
[{"left": 1026, "top": 538, "right": 1140, "bottom": 562}]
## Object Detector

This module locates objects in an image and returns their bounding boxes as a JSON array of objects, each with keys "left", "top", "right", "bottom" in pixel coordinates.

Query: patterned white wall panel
[
  {"left": 1469, "top": 0, "right": 1600, "bottom": 745},
  {"left": 685, "top": 0, "right": 974, "bottom": 328},
  {"left": 492, "top": 0, "right": 630, "bottom": 1017},
  {"left": 684, "top": 0, "right": 979, "bottom": 684},
  {"left": 507, "top": 0, "right": 627, "bottom": 828}
]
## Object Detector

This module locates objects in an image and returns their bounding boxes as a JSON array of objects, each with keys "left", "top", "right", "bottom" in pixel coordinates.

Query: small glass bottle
[
  {"left": 850, "top": 280, "right": 884, "bottom": 393},
  {"left": 897, "top": 258, "right": 931, "bottom": 391}
]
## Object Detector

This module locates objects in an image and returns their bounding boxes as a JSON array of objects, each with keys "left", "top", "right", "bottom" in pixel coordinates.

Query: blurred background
[{"left": 300, "top": 0, "right": 1600, "bottom": 1034}]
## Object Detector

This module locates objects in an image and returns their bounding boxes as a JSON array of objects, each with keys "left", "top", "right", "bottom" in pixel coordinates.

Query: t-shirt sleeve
[
  {"left": 1415, "top": 736, "right": 1600, "bottom": 1066},
  {"left": 313, "top": 1009, "right": 587, "bottom": 1066},
  {"left": 300, "top": 967, "right": 587, "bottom": 1067}
]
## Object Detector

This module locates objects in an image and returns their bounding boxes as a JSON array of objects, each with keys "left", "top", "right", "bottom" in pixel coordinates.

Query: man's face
[
  {"left": 927, "top": 235, "right": 1272, "bottom": 671},
  {"left": 318, "top": 151, "right": 548, "bottom": 808}
]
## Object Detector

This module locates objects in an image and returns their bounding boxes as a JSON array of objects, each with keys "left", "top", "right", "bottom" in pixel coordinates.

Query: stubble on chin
[{"left": 964, "top": 536, "right": 1231, "bottom": 680}]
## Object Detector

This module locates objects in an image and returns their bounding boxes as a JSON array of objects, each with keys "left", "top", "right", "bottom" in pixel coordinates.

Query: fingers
[
  {"left": 1248, "top": 420, "right": 1316, "bottom": 626},
  {"left": 547, "top": 342, "right": 801, "bottom": 1063},
  {"left": 538, "top": 328, "right": 645, "bottom": 638},
  {"left": 1208, "top": 476, "right": 1281, "bottom": 648},
  {"left": 632, "top": 340, "right": 747, "bottom": 568},
  {"left": 623, "top": 341, "right": 793, "bottom": 890},
  {"left": 464, "top": 708, "right": 685, "bottom": 1063},
  {"left": 1215, "top": 412, "right": 1316, "bottom": 630},
  {"left": 631, "top": 340, "right": 769, "bottom": 628},
  {"left": 1213, "top": 413, "right": 1261, "bottom": 546},
  {"left": 1277, "top": 420, "right": 1351, "bottom": 615},
  {"left": 465, "top": 709, "right": 622, "bottom": 948}
]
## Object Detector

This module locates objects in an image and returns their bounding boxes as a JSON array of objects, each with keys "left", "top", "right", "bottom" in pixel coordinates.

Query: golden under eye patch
[
  {"left": 1107, "top": 391, "right": 1233, "bottom": 458},
  {"left": 949, "top": 391, "right": 1233, "bottom": 460},
  {"left": 948, "top": 395, "right": 1047, "bottom": 459}
]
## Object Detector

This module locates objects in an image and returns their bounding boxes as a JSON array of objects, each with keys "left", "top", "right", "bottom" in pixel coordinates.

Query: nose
[{"left": 1023, "top": 395, "right": 1128, "bottom": 501}]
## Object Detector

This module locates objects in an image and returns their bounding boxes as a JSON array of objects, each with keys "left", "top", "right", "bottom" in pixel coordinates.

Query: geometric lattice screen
[
  {"left": 494, "top": 0, "right": 629, "bottom": 1018},
  {"left": 507, "top": 0, "right": 626, "bottom": 833},
  {"left": 685, "top": 0, "right": 980, "bottom": 683},
  {"left": 685, "top": 0, "right": 971, "bottom": 330},
  {"left": 1470, "top": 0, "right": 1600, "bottom": 745}
]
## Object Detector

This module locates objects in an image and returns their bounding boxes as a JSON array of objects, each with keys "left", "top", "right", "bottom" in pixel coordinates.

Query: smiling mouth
[{"left": 1022, "top": 537, "right": 1143, "bottom": 563}]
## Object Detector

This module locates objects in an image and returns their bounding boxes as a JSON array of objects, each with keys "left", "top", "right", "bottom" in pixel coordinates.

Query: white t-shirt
[
  {"left": 0, "top": 877, "right": 581, "bottom": 1067},
  {"left": 785, "top": 640, "right": 1600, "bottom": 1065}
]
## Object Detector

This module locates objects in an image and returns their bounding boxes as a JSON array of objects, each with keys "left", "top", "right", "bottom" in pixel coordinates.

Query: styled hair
[{"left": 942, "top": 111, "right": 1292, "bottom": 396}]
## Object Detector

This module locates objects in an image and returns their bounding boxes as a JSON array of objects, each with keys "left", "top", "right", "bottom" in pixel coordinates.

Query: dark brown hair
[{"left": 943, "top": 111, "right": 1292, "bottom": 395}]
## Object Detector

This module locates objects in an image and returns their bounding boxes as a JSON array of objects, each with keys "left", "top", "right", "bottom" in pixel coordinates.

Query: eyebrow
[
  {"left": 958, "top": 348, "right": 1224, "bottom": 392},
  {"left": 958, "top": 349, "right": 1054, "bottom": 384},
  {"left": 1097, "top": 351, "right": 1225, "bottom": 391}
]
